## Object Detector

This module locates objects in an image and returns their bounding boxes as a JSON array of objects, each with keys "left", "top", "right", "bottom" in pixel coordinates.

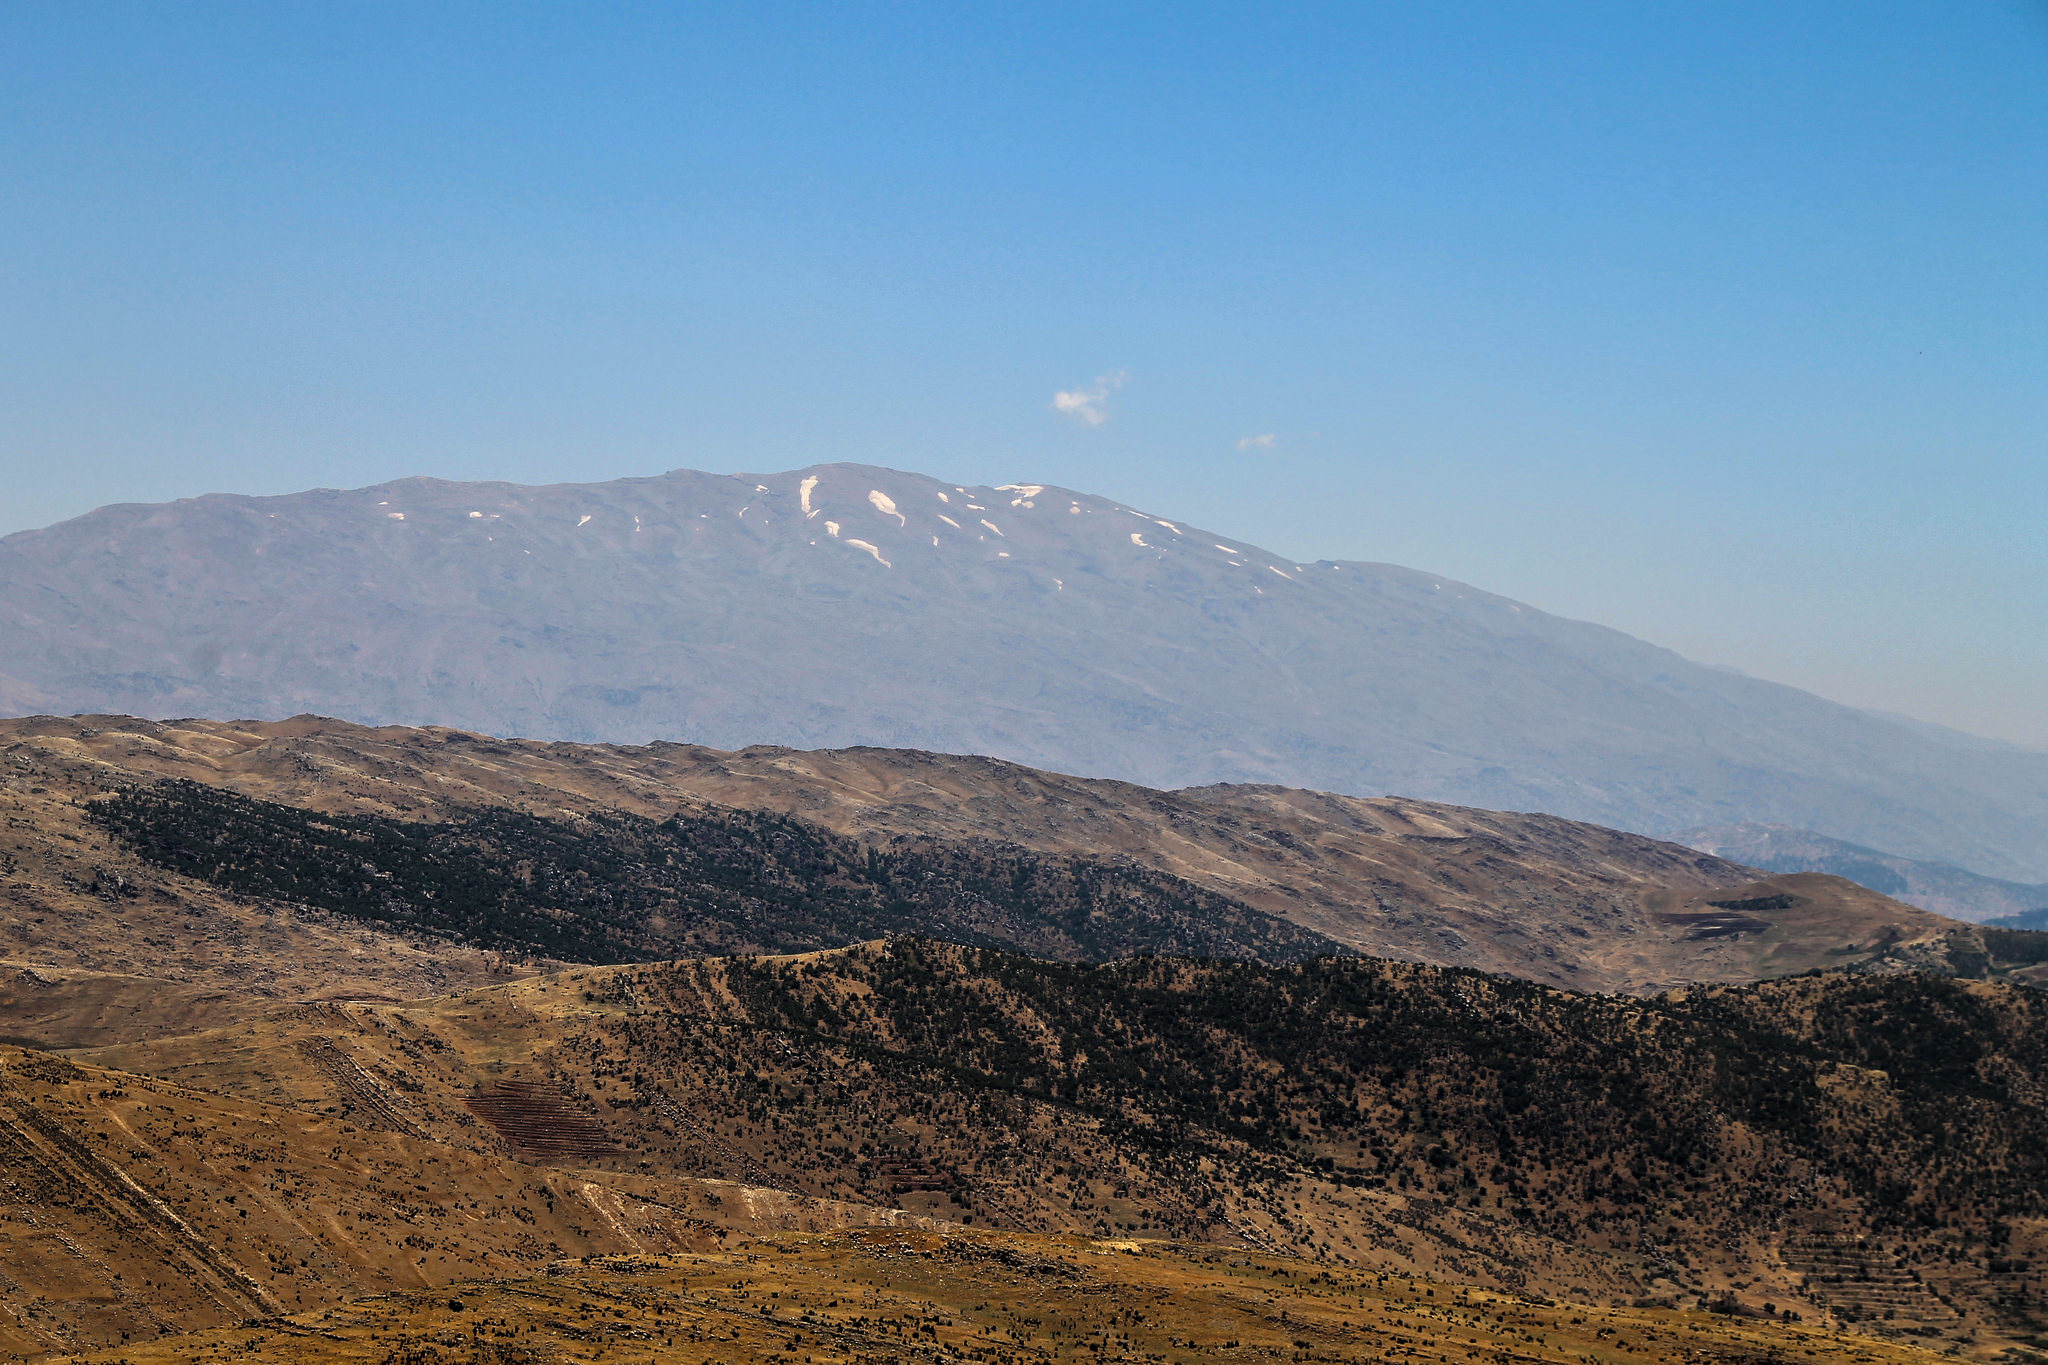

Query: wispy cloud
[
  {"left": 1053, "top": 372, "right": 1126, "bottom": 426},
  {"left": 1236, "top": 433, "right": 1278, "bottom": 451}
]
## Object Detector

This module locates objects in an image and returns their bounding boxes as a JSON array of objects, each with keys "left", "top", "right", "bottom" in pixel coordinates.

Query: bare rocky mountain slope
[
  {"left": 3, "top": 714, "right": 2024, "bottom": 1011},
  {"left": 3, "top": 463, "right": 2044, "bottom": 880}
]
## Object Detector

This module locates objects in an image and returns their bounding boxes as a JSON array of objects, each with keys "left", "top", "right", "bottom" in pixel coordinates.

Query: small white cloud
[
  {"left": 1053, "top": 371, "right": 1126, "bottom": 426},
  {"left": 1236, "top": 433, "right": 1278, "bottom": 451}
]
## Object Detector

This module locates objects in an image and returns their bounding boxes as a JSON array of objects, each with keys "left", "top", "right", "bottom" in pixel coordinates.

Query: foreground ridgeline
[
  {"left": 0, "top": 714, "right": 2044, "bottom": 1361},
  {"left": 5, "top": 939, "right": 2044, "bottom": 1358}
]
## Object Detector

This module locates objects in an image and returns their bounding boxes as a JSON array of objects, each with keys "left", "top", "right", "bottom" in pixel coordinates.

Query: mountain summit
[{"left": 4, "top": 462, "right": 2044, "bottom": 879}]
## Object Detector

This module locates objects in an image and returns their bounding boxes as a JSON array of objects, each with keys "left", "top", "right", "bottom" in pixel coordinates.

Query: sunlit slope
[
  {"left": 46, "top": 1232, "right": 1970, "bottom": 1365},
  {"left": 84, "top": 939, "right": 2048, "bottom": 1349},
  {"left": 0, "top": 1044, "right": 925, "bottom": 1356},
  {"left": 5, "top": 714, "right": 2009, "bottom": 999}
]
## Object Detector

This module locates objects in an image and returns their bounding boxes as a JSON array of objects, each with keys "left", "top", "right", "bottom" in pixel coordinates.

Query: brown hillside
[
  {"left": 0, "top": 713, "right": 1986, "bottom": 996},
  {"left": 0, "top": 1042, "right": 936, "bottom": 1357},
  {"left": 46, "top": 1232, "right": 1966, "bottom": 1365},
  {"left": 76, "top": 940, "right": 2048, "bottom": 1355}
]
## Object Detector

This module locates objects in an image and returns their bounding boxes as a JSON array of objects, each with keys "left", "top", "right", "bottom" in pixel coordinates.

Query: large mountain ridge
[{"left": 4, "top": 462, "right": 2044, "bottom": 881}]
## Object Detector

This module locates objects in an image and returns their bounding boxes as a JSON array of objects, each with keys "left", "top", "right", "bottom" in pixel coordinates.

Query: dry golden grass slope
[
  {"left": 46, "top": 1231, "right": 1970, "bottom": 1365},
  {"left": 0, "top": 714, "right": 1983, "bottom": 997},
  {"left": 1, "top": 713, "right": 2037, "bottom": 1365},
  {"left": 0, "top": 939, "right": 2041, "bottom": 1361},
  {"left": 0, "top": 1043, "right": 936, "bottom": 1358},
  {"left": 70, "top": 941, "right": 2048, "bottom": 1358}
]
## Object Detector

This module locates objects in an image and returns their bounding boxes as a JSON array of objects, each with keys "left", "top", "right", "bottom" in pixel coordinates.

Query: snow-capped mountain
[{"left": 5, "top": 462, "right": 2045, "bottom": 880}]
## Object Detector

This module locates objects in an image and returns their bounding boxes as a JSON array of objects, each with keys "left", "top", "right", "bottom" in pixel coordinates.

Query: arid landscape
[
  {"left": 8, "top": 12, "right": 2039, "bottom": 1363},
  {"left": 38, "top": 1231, "right": 1997, "bottom": 1365},
  {"left": 7, "top": 714, "right": 2032, "bottom": 1011},
  {"left": 0, "top": 715, "right": 2044, "bottom": 1362}
]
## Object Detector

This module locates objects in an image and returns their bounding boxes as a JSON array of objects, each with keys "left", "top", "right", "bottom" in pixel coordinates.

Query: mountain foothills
[
  {"left": 1681, "top": 824, "right": 2048, "bottom": 926},
  {"left": 20, "top": 945, "right": 2048, "bottom": 1364},
  {"left": 3, "top": 464, "right": 2045, "bottom": 883},
  {"left": 4, "top": 715, "right": 2031, "bottom": 1007},
  {"left": 1, "top": 715, "right": 2047, "bottom": 1364}
]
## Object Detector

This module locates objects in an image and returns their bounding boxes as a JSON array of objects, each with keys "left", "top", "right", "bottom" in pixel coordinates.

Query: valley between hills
[{"left": 1, "top": 714, "right": 2045, "bottom": 1363}]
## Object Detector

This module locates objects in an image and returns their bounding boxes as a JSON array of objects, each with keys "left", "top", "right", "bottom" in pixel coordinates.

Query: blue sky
[{"left": 3, "top": 2, "right": 2044, "bottom": 743}]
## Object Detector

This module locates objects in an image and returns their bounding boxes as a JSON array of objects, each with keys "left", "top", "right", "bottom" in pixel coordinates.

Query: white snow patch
[
  {"left": 386, "top": 512, "right": 405, "bottom": 520},
  {"left": 844, "top": 537, "right": 891, "bottom": 566},
  {"left": 1130, "top": 532, "right": 1149, "bottom": 547},
  {"left": 997, "top": 550, "right": 1011, "bottom": 558},
  {"left": 938, "top": 514, "right": 962, "bottom": 530},
  {"left": 1268, "top": 565, "right": 1293, "bottom": 581},
  {"left": 825, "top": 520, "right": 841, "bottom": 537},
  {"left": 1153, "top": 520, "right": 1181, "bottom": 534},
  {"left": 799, "top": 475, "right": 820, "bottom": 516},
  {"left": 577, "top": 515, "right": 592, "bottom": 527},
  {"left": 1054, "top": 577, "right": 1064, "bottom": 590},
  {"left": 931, "top": 534, "right": 940, "bottom": 546},
  {"left": 469, "top": 511, "right": 484, "bottom": 518},
  {"left": 754, "top": 484, "right": 770, "bottom": 493},
  {"left": 1068, "top": 504, "right": 1082, "bottom": 514},
  {"left": 1010, "top": 498, "right": 1035, "bottom": 508},
  {"left": 965, "top": 503, "right": 986, "bottom": 511},
  {"left": 936, "top": 491, "right": 950, "bottom": 503},
  {"left": 996, "top": 484, "right": 1044, "bottom": 498},
  {"left": 1214, "top": 544, "right": 1237, "bottom": 554},
  {"left": 980, "top": 519, "right": 1003, "bottom": 536},
  {"left": 868, "top": 489, "right": 904, "bottom": 524}
]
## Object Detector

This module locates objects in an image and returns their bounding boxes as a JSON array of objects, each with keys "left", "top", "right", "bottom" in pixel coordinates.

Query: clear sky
[{"left": 3, "top": 3, "right": 2043, "bottom": 744}]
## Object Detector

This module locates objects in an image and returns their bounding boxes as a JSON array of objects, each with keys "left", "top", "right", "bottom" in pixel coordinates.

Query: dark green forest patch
[{"left": 86, "top": 780, "right": 1340, "bottom": 966}]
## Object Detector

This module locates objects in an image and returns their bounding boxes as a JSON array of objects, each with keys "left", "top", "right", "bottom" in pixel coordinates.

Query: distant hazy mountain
[
  {"left": 4, "top": 462, "right": 2046, "bottom": 880},
  {"left": 1677, "top": 823, "right": 2048, "bottom": 924}
]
